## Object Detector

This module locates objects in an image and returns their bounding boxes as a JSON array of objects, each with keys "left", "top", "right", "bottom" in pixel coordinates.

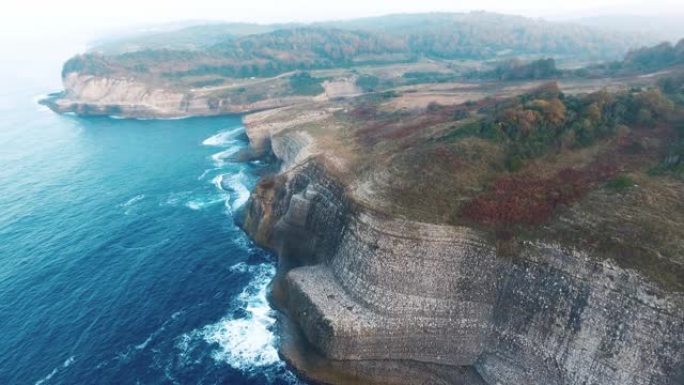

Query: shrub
[
  {"left": 289, "top": 72, "right": 324, "bottom": 95},
  {"left": 606, "top": 175, "right": 635, "bottom": 191},
  {"left": 356, "top": 74, "right": 380, "bottom": 92}
]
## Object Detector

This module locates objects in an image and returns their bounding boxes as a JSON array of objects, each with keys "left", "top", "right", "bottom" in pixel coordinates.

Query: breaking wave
[
  {"left": 202, "top": 263, "right": 279, "bottom": 371},
  {"left": 210, "top": 147, "right": 242, "bottom": 167},
  {"left": 34, "top": 356, "right": 76, "bottom": 385},
  {"left": 202, "top": 126, "right": 244, "bottom": 147},
  {"left": 175, "top": 262, "right": 301, "bottom": 383},
  {"left": 212, "top": 172, "right": 251, "bottom": 211}
]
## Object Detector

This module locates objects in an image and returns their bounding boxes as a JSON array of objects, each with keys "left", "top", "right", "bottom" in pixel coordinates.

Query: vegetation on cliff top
[
  {"left": 294, "top": 51, "right": 683, "bottom": 289},
  {"left": 57, "top": 22, "right": 684, "bottom": 290},
  {"left": 64, "top": 12, "right": 653, "bottom": 82},
  {"left": 580, "top": 38, "right": 684, "bottom": 77}
]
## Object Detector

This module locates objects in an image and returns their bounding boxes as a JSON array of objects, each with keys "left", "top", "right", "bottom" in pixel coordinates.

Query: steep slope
[
  {"left": 43, "top": 12, "right": 660, "bottom": 118},
  {"left": 240, "top": 74, "right": 684, "bottom": 384}
]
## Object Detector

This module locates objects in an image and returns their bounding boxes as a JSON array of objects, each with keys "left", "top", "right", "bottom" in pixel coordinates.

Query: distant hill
[
  {"left": 623, "top": 39, "right": 684, "bottom": 70},
  {"left": 318, "top": 12, "right": 649, "bottom": 58},
  {"left": 567, "top": 14, "right": 684, "bottom": 43},
  {"left": 65, "top": 12, "right": 658, "bottom": 81},
  {"left": 575, "top": 38, "right": 684, "bottom": 78},
  {"left": 91, "top": 22, "right": 293, "bottom": 54}
]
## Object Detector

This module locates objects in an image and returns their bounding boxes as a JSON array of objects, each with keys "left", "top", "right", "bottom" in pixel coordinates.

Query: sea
[{"left": 0, "top": 41, "right": 302, "bottom": 385}]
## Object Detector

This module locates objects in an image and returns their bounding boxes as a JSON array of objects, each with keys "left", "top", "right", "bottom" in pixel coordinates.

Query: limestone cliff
[
  {"left": 42, "top": 73, "right": 315, "bottom": 118},
  {"left": 241, "top": 106, "right": 684, "bottom": 385}
]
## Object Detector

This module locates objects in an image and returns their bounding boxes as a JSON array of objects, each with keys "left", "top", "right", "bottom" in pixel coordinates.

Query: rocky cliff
[
  {"left": 241, "top": 105, "right": 684, "bottom": 385},
  {"left": 42, "top": 73, "right": 315, "bottom": 118}
]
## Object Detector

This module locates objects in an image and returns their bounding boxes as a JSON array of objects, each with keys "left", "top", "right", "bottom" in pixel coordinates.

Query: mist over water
[{"left": 0, "top": 53, "right": 300, "bottom": 384}]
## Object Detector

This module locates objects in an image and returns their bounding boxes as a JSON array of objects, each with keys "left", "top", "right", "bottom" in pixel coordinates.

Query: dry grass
[
  {"left": 540, "top": 172, "right": 684, "bottom": 291},
  {"left": 246, "top": 74, "right": 684, "bottom": 291}
]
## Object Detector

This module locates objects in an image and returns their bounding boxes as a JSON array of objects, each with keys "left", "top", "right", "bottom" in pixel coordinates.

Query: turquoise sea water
[{"left": 0, "top": 57, "right": 299, "bottom": 384}]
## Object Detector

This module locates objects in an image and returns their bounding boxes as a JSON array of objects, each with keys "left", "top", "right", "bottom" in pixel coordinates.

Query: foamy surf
[
  {"left": 171, "top": 126, "right": 300, "bottom": 383},
  {"left": 212, "top": 172, "right": 251, "bottom": 210},
  {"left": 121, "top": 194, "right": 146, "bottom": 208},
  {"left": 202, "top": 127, "right": 244, "bottom": 147},
  {"left": 174, "top": 262, "right": 299, "bottom": 382},
  {"left": 163, "top": 191, "right": 192, "bottom": 207},
  {"left": 211, "top": 174, "right": 226, "bottom": 191},
  {"left": 34, "top": 356, "right": 76, "bottom": 385},
  {"left": 201, "top": 263, "right": 279, "bottom": 371},
  {"left": 185, "top": 196, "right": 226, "bottom": 211},
  {"left": 197, "top": 168, "right": 220, "bottom": 181},
  {"left": 119, "top": 194, "right": 146, "bottom": 215},
  {"left": 211, "top": 147, "right": 242, "bottom": 167}
]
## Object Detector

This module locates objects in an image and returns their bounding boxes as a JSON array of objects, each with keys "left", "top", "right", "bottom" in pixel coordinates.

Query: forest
[
  {"left": 63, "top": 12, "right": 656, "bottom": 80},
  {"left": 456, "top": 79, "right": 683, "bottom": 227}
]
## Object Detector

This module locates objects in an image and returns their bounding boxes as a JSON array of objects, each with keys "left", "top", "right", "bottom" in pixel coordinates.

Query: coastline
[
  {"left": 40, "top": 73, "right": 319, "bottom": 120},
  {"left": 236, "top": 105, "right": 684, "bottom": 385},
  {"left": 37, "top": 87, "right": 684, "bottom": 385}
]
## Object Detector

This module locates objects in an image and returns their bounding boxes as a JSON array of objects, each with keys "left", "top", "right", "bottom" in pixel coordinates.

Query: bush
[
  {"left": 605, "top": 175, "right": 635, "bottom": 191},
  {"left": 456, "top": 85, "right": 678, "bottom": 164},
  {"left": 491, "top": 58, "right": 561, "bottom": 80},
  {"left": 505, "top": 156, "right": 524, "bottom": 172},
  {"left": 62, "top": 54, "right": 112, "bottom": 78},
  {"left": 356, "top": 74, "right": 380, "bottom": 92},
  {"left": 289, "top": 72, "right": 324, "bottom": 95}
]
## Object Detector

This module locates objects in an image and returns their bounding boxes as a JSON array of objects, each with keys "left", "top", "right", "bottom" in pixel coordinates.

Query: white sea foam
[
  {"left": 202, "top": 263, "right": 279, "bottom": 371},
  {"left": 122, "top": 115, "right": 192, "bottom": 121},
  {"left": 184, "top": 196, "right": 225, "bottom": 211},
  {"left": 211, "top": 147, "right": 241, "bottom": 167},
  {"left": 230, "top": 179, "right": 251, "bottom": 211},
  {"left": 121, "top": 194, "right": 146, "bottom": 208},
  {"left": 164, "top": 126, "right": 302, "bottom": 382},
  {"left": 163, "top": 191, "right": 192, "bottom": 207},
  {"left": 212, "top": 172, "right": 250, "bottom": 210},
  {"left": 63, "top": 356, "right": 75, "bottom": 367},
  {"left": 118, "top": 194, "right": 146, "bottom": 215},
  {"left": 34, "top": 356, "right": 76, "bottom": 385},
  {"left": 197, "top": 168, "right": 219, "bottom": 181},
  {"left": 229, "top": 261, "right": 253, "bottom": 274},
  {"left": 211, "top": 174, "right": 226, "bottom": 191},
  {"left": 133, "top": 310, "right": 183, "bottom": 352},
  {"left": 178, "top": 263, "right": 280, "bottom": 376},
  {"left": 202, "top": 127, "right": 244, "bottom": 147}
]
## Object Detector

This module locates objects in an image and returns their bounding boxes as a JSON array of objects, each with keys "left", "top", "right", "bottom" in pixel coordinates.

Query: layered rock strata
[
  {"left": 42, "top": 74, "right": 314, "bottom": 118},
  {"left": 243, "top": 121, "right": 684, "bottom": 385}
]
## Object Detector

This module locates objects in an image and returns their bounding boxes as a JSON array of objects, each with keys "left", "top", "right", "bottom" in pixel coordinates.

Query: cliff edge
[
  {"left": 41, "top": 72, "right": 317, "bottom": 118},
  {"left": 241, "top": 80, "right": 684, "bottom": 384}
]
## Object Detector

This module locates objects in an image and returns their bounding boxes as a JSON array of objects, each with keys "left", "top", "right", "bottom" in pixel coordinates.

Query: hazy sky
[
  {"left": 1, "top": 0, "right": 682, "bottom": 86},
  {"left": 2, "top": 0, "right": 683, "bottom": 40}
]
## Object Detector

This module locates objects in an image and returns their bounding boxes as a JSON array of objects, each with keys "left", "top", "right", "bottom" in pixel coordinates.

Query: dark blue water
[{"left": 0, "top": 72, "right": 300, "bottom": 384}]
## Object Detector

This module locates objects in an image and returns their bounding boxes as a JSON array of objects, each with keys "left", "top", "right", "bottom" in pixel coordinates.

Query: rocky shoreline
[
  {"left": 240, "top": 113, "right": 684, "bottom": 385},
  {"left": 41, "top": 72, "right": 684, "bottom": 385},
  {"left": 40, "top": 74, "right": 316, "bottom": 119}
]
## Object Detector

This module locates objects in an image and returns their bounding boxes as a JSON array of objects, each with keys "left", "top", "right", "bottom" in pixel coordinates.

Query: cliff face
[
  {"left": 43, "top": 73, "right": 314, "bottom": 118},
  {"left": 479, "top": 244, "right": 683, "bottom": 385},
  {"left": 242, "top": 120, "right": 684, "bottom": 385}
]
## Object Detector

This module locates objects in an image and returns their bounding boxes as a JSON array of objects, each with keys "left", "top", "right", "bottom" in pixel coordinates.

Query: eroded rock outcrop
[
  {"left": 478, "top": 244, "right": 684, "bottom": 385},
  {"left": 43, "top": 73, "right": 314, "bottom": 118},
  {"left": 242, "top": 117, "right": 684, "bottom": 385}
]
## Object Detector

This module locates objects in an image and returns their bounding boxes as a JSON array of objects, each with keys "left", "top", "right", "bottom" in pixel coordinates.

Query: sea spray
[
  {"left": 202, "top": 263, "right": 279, "bottom": 371},
  {"left": 2, "top": 111, "right": 298, "bottom": 384},
  {"left": 202, "top": 126, "right": 244, "bottom": 147},
  {"left": 170, "top": 127, "right": 294, "bottom": 381}
]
